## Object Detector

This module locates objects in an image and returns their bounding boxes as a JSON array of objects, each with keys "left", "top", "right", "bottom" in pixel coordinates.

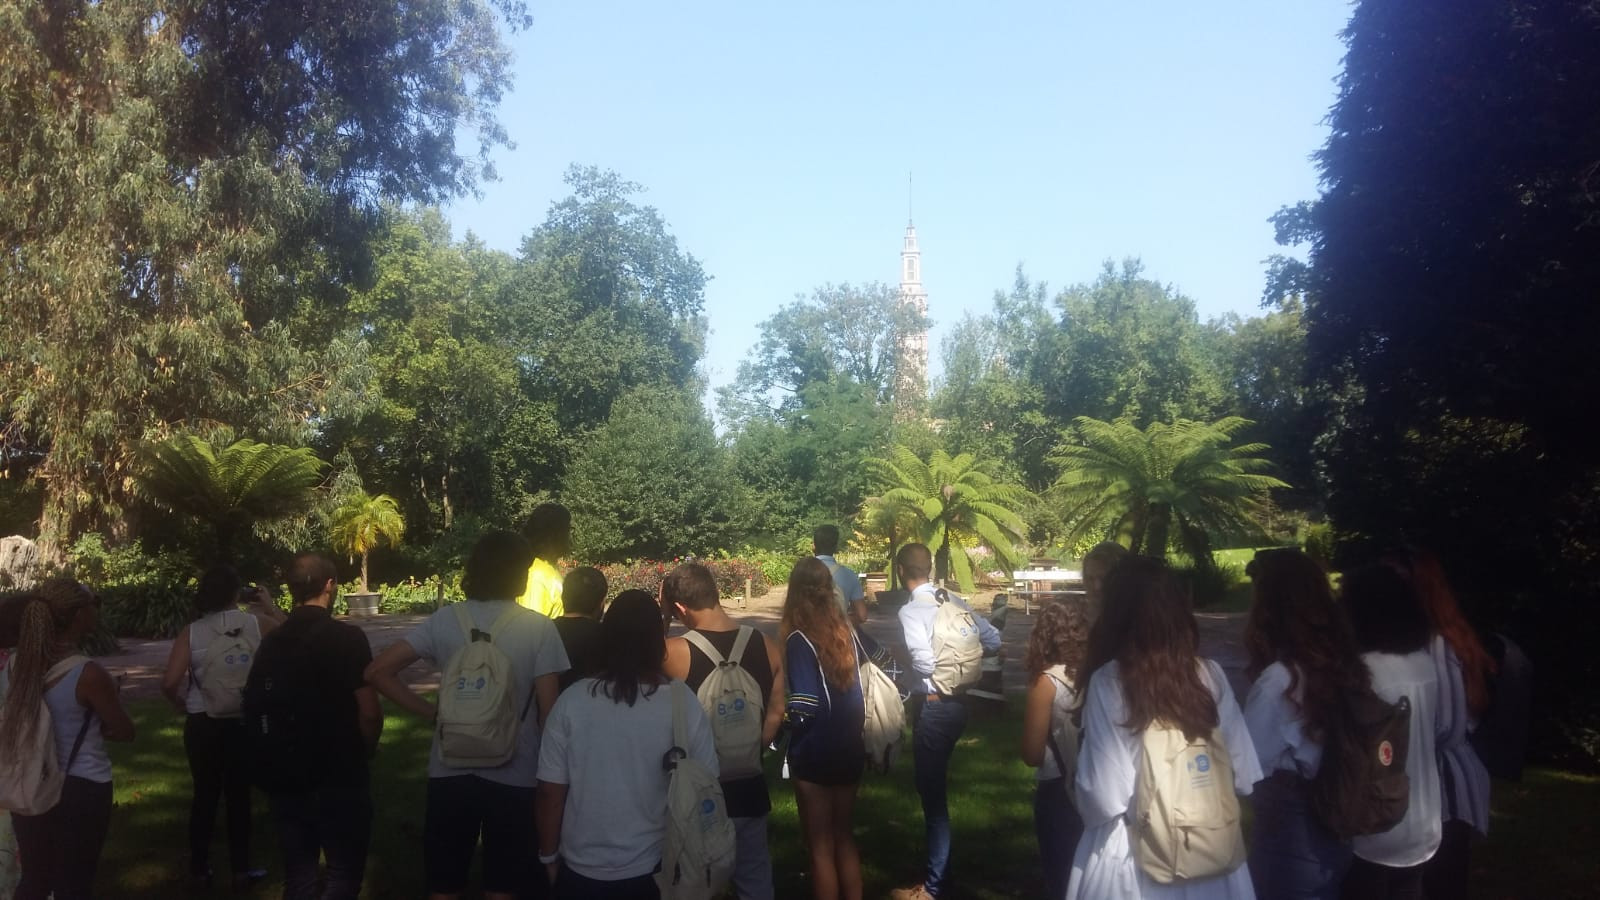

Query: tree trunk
[
  {"left": 360, "top": 551, "right": 370, "bottom": 593},
  {"left": 1145, "top": 503, "right": 1172, "bottom": 560},
  {"left": 935, "top": 541, "right": 951, "bottom": 586},
  {"left": 441, "top": 467, "right": 453, "bottom": 530}
]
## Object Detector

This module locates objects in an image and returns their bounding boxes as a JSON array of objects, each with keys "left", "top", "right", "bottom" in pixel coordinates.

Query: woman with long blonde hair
[
  {"left": 781, "top": 557, "right": 866, "bottom": 900},
  {"left": 0, "top": 579, "right": 135, "bottom": 900}
]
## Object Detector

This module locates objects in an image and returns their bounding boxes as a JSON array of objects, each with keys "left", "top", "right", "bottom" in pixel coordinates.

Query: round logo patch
[
  {"left": 1195, "top": 753, "right": 1211, "bottom": 773},
  {"left": 1378, "top": 740, "right": 1394, "bottom": 767},
  {"left": 701, "top": 798, "right": 716, "bottom": 814},
  {"left": 733, "top": 698, "right": 746, "bottom": 712}
]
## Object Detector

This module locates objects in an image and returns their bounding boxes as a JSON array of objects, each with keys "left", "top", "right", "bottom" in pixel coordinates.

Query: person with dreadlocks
[{"left": 0, "top": 579, "right": 135, "bottom": 899}]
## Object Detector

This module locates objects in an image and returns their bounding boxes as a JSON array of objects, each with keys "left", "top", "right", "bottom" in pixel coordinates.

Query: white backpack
[
  {"left": 857, "top": 633, "right": 905, "bottom": 773},
  {"left": 1043, "top": 665, "right": 1080, "bottom": 790},
  {"left": 437, "top": 604, "right": 525, "bottom": 769},
  {"left": 657, "top": 681, "right": 737, "bottom": 900},
  {"left": 929, "top": 589, "right": 984, "bottom": 694},
  {"left": 0, "top": 655, "right": 91, "bottom": 816},
  {"left": 683, "top": 627, "right": 765, "bottom": 780},
  {"left": 1131, "top": 720, "right": 1246, "bottom": 884},
  {"left": 192, "top": 611, "right": 259, "bottom": 718}
]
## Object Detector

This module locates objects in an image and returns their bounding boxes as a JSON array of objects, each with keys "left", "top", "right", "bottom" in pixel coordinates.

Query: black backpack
[
  {"left": 1309, "top": 690, "right": 1411, "bottom": 839},
  {"left": 241, "top": 622, "right": 327, "bottom": 793}
]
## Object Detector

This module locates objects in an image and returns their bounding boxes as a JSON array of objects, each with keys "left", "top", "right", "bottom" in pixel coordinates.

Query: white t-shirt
[
  {"left": 1243, "top": 661, "right": 1323, "bottom": 779},
  {"left": 537, "top": 678, "right": 718, "bottom": 881},
  {"left": 1037, "top": 669, "right": 1079, "bottom": 782},
  {"left": 1352, "top": 649, "right": 1443, "bottom": 868},
  {"left": 405, "top": 600, "right": 570, "bottom": 787}
]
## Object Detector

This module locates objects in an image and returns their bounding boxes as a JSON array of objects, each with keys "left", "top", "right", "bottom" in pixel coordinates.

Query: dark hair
[
  {"left": 813, "top": 524, "right": 841, "bottom": 555},
  {"left": 1340, "top": 564, "right": 1431, "bottom": 654},
  {"left": 1072, "top": 556, "right": 1156, "bottom": 722},
  {"left": 1107, "top": 557, "right": 1219, "bottom": 741},
  {"left": 562, "top": 566, "right": 607, "bottom": 616},
  {"left": 662, "top": 563, "right": 719, "bottom": 612},
  {"left": 780, "top": 558, "right": 856, "bottom": 692},
  {"left": 523, "top": 503, "right": 571, "bottom": 555},
  {"left": 462, "top": 531, "right": 534, "bottom": 601},
  {"left": 1244, "top": 549, "right": 1371, "bottom": 742},
  {"left": 195, "top": 565, "right": 243, "bottom": 615},
  {"left": 594, "top": 589, "right": 667, "bottom": 706},
  {"left": 287, "top": 554, "right": 338, "bottom": 605},
  {"left": 0, "top": 590, "right": 30, "bottom": 648},
  {"left": 895, "top": 542, "right": 932, "bottom": 582}
]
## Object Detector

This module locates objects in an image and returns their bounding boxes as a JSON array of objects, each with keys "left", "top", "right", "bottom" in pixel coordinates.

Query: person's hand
[{"left": 545, "top": 862, "right": 560, "bottom": 886}]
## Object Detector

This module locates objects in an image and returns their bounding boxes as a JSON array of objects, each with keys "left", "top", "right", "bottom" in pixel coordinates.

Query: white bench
[{"left": 1011, "top": 568, "right": 1084, "bottom": 614}]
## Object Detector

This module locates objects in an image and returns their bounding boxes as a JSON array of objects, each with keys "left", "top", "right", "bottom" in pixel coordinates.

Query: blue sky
[{"left": 445, "top": 1, "right": 1352, "bottom": 394}]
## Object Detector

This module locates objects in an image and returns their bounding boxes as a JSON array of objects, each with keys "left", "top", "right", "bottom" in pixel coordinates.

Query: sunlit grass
[{"left": 94, "top": 698, "right": 1597, "bottom": 898}]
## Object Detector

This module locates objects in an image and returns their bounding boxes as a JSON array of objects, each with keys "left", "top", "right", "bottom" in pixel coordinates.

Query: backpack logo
[
  {"left": 1194, "top": 753, "right": 1211, "bottom": 772},
  {"left": 1378, "top": 740, "right": 1394, "bottom": 767},
  {"left": 701, "top": 798, "right": 716, "bottom": 814}
]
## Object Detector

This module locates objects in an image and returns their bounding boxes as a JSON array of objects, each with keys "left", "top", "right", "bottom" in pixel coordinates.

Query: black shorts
[{"left": 423, "top": 774, "right": 538, "bottom": 894}]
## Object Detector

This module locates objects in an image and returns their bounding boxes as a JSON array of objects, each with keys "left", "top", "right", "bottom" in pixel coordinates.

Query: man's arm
[
  {"left": 364, "top": 641, "right": 435, "bottom": 721},
  {"left": 762, "top": 632, "right": 785, "bottom": 745},
  {"left": 354, "top": 685, "right": 383, "bottom": 753},
  {"left": 662, "top": 636, "right": 692, "bottom": 682},
  {"left": 899, "top": 603, "right": 936, "bottom": 678},
  {"left": 849, "top": 598, "right": 870, "bottom": 626},
  {"left": 961, "top": 595, "right": 1004, "bottom": 653}
]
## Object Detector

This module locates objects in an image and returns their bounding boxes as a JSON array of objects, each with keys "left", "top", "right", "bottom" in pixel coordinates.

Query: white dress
[{"left": 1066, "top": 659, "right": 1263, "bottom": 900}]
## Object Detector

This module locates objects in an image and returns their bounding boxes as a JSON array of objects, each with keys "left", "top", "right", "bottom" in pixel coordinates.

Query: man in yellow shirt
[{"left": 518, "top": 503, "right": 571, "bottom": 618}]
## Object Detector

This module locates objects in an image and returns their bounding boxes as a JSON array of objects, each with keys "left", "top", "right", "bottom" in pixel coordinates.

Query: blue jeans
[
  {"left": 1250, "top": 772, "right": 1352, "bottom": 900},
  {"left": 913, "top": 697, "right": 968, "bottom": 896},
  {"left": 269, "top": 782, "right": 372, "bottom": 900},
  {"left": 1033, "top": 777, "right": 1082, "bottom": 900}
]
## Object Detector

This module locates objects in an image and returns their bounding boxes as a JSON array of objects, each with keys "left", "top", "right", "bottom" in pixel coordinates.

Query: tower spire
[{"left": 896, "top": 196, "right": 928, "bottom": 421}]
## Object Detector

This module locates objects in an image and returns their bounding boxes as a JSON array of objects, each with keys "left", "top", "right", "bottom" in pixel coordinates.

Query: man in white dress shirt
[{"left": 890, "top": 543, "right": 1002, "bottom": 900}]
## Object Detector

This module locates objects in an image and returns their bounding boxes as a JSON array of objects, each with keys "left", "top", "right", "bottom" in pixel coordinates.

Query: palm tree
[
  {"left": 1048, "top": 416, "right": 1289, "bottom": 565},
  {"left": 865, "top": 446, "right": 1030, "bottom": 592},
  {"left": 137, "top": 435, "right": 325, "bottom": 559},
  {"left": 330, "top": 491, "right": 406, "bottom": 593},
  {"left": 854, "top": 492, "right": 924, "bottom": 589}
]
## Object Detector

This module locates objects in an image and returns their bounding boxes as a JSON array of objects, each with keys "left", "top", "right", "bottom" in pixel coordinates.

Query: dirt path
[{"left": 103, "top": 589, "right": 1250, "bottom": 702}]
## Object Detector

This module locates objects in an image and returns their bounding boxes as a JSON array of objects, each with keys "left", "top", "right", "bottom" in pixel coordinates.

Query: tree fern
[{"left": 137, "top": 436, "right": 325, "bottom": 559}]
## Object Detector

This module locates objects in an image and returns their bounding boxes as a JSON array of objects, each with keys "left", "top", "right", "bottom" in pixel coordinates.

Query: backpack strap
[
  {"left": 454, "top": 602, "right": 519, "bottom": 643},
  {"left": 1042, "top": 665, "right": 1073, "bottom": 778},
  {"left": 65, "top": 706, "right": 97, "bottom": 771},
  {"left": 668, "top": 680, "right": 689, "bottom": 756},
  {"left": 683, "top": 629, "right": 726, "bottom": 666},
  {"left": 43, "top": 654, "right": 90, "bottom": 689},
  {"left": 729, "top": 626, "right": 754, "bottom": 665}
]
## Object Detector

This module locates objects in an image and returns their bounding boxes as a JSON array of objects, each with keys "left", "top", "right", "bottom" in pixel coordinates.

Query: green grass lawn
[{"left": 94, "top": 698, "right": 1598, "bottom": 898}]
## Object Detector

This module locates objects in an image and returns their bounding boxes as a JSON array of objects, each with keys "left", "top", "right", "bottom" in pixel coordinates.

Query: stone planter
[
  {"left": 345, "top": 591, "right": 381, "bottom": 617},
  {"left": 863, "top": 572, "right": 889, "bottom": 598}
]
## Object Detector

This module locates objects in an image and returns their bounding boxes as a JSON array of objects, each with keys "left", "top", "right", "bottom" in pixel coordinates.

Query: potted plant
[{"left": 330, "top": 491, "right": 405, "bottom": 617}]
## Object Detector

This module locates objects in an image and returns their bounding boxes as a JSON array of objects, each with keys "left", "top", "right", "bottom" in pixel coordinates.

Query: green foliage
[
  {"left": 866, "top": 446, "right": 1030, "bottom": 592},
  {"left": 563, "top": 386, "right": 751, "bottom": 563},
  {"left": 1049, "top": 417, "right": 1289, "bottom": 565},
  {"left": 135, "top": 435, "right": 325, "bottom": 560},
  {"left": 329, "top": 490, "right": 406, "bottom": 592},
  {"left": 595, "top": 558, "right": 771, "bottom": 601},
  {"left": 373, "top": 576, "right": 464, "bottom": 614},
  {"left": 0, "top": 0, "right": 522, "bottom": 554},
  {"left": 1174, "top": 560, "right": 1246, "bottom": 609},
  {"left": 69, "top": 534, "right": 198, "bottom": 639},
  {"left": 736, "top": 548, "right": 799, "bottom": 589}
]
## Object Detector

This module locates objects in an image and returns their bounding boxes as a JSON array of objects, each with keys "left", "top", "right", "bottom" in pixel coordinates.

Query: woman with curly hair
[
  {"left": 1020, "top": 600, "right": 1090, "bottom": 900},
  {"left": 1241, "top": 548, "right": 1366, "bottom": 898},
  {"left": 782, "top": 557, "right": 866, "bottom": 900},
  {"left": 1066, "top": 557, "right": 1261, "bottom": 900}
]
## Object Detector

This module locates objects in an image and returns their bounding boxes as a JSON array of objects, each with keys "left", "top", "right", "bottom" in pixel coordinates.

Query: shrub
[
  {"left": 1176, "top": 560, "right": 1245, "bottom": 609},
  {"left": 1301, "top": 522, "right": 1336, "bottom": 568},
  {"left": 598, "top": 558, "right": 770, "bottom": 601},
  {"left": 378, "top": 575, "right": 465, "bottom": 615},
  {"left": 70, "top": 535, "right": 197, "bottom": 639}
]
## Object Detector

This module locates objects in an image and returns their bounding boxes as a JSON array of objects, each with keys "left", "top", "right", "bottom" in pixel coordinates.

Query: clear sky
[{"left": 444, "top": 0, "right": 1352, "bottom": 395}]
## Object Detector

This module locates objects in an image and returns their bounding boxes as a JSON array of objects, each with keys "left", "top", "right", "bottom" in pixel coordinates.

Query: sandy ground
[{"left": 103, "top": 587, "right": 1250, "bottom": 703}]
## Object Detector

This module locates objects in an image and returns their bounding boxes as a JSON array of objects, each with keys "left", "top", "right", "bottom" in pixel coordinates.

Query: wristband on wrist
[{"left": 538, "top": 851, "right": 560, "bottom": 865}]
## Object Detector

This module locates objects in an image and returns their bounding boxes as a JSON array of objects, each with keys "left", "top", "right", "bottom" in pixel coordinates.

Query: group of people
[
  {"left": 0, "top": 503, "right": 1524, "bottom": 900},
  {"left": 1017, "top": 541, "right": 1525, "bottom": 900}
]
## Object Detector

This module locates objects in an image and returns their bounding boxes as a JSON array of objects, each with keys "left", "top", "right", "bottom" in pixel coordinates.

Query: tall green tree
[
  {"left": 561, "top": 387, "right": 750, "bottom": 563},
  {"left": 1048, "top": 417, "right": 1287, "bottom": 565},
  {"left": 136, "top": 436, "right": 326, "bottom": 560},
  {"left": 1267, "top": 0, "right": 1600, "bottom": 759},
  {"left": 330, "top": 491, "right": 406, "bottom": 593},
  {"left": 0, "top": 0, "right": 523, "bottom": 554},
  {"left": 866, "top": 446, "right": 1030, "bottom": 592}
]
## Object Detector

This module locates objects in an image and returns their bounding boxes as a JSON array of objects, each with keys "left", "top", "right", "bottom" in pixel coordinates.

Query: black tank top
[{"left": 684, "top": 627, "right": 775, "bottom": 707}]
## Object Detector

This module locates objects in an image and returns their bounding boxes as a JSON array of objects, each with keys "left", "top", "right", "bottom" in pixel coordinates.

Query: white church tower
[{"left": 895, "top": 216, "right": 929, "bottom": 419}]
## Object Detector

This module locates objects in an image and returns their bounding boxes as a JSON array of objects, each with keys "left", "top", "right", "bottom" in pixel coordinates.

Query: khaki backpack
[
  {"left": 192, "top": 611, "right": 259, "bottom": 718},
  {"left": 683, "top": 627, "right": 765, "bottom": 780},
  {"left": 657, "top": 682, "right": 737, "bottom": 900},
  {"left": 1131, "top": 719, "right": 1246, "bottom": 884},
  {"left": 929, "top": 589, "right": 984, "bottom": 694},
  {"left": 0, "top": 656, "right": 93, "bottom": 816},
  {"left": 437, "top": 604, "right": 525, "bottom": 768},
  {"left": 858, "top": 632, "right": 905, "bottom": 773}
]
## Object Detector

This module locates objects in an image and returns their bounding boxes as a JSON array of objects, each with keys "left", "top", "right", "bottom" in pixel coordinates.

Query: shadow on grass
[{"left": 100, "top": 697, "right": 1599, "bottom": 899}]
